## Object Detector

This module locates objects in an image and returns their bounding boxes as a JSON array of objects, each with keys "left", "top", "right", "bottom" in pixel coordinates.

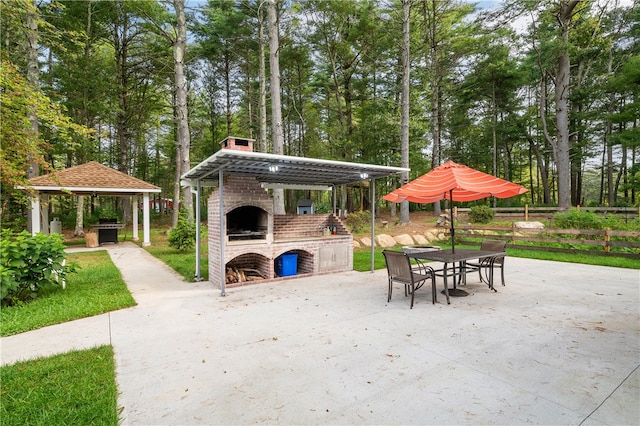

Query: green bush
[
  {"left": 168, "top": 209, "right": 198, "bottom": 251},
  {"left": 0, "top": 230, "right": 75, "bottom": 307},
  {"left": 468, "top": 205, "right": 495, "bottom": 224},
  {"left": 553, "top": 209, "right": 605, "bottom": 230},
  {"left": 345, "top": 210, "right": 372, "bottom": 233}
]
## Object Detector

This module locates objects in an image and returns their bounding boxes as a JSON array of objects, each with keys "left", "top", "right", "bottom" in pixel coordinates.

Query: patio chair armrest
[{"left": 411, "top": 258, "right": 434, "bottom": 276}]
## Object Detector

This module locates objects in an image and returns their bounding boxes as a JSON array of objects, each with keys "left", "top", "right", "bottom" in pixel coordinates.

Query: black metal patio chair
[
  {"left": 466, "top": 240, "right": 507, "bottom": 290},
  {"left": 382, "top": 250, "right": 437, "bottom": 309}
]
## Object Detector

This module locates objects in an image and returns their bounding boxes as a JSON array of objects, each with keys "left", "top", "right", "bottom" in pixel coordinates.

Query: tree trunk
[
  {"left": 606, "top": 48, "right": 616, "bottom": 206},
  {"left": 114, "top": 9, "right": 132, "bottom": 224},
  {"left": 399, "top": 0, "right": 411, "bottom": 224},
  {"left": 74, "top": 195, "right": 85, "bottom": 236},
  {"left": 26, "top": 0, "right": 39, "bottom": 233},
  {"left": 74, "top": 0, "right": 94, "bottom": 234},
  {"left": 172, "top": 153, "right": 180, "bottom": 227},
  {"left": 258, "top": 3, "right": 267, "bottom": 153},
  {"left": 553, "top": 0, "right": 579, "bottom": 209},
  {"left": 268, "top": 0, "right": 285, "bottom": 214},
  {"left": 425, "top": 0, "right": 442, "bottom": 216},
  {"left": 173, "top": 0, "right": 193, "bottom": 220},
  {"left": 537, "top": 74, "right": 553, "bottom": 204}
]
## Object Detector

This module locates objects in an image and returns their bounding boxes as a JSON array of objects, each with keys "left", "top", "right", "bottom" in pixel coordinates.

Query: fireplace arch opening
[{"left": 227, "top": 205, "right": 268, "bottom": 241}]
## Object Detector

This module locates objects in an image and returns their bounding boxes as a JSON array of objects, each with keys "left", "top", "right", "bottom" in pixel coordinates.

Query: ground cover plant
[
  {"left": 0, "top": 345, "right": 119, "bottom": 426},
  {"left": 1, "top": 230, "right": 74, "bottom": 307},
  {"left": 0, "top": 250, "right": 135, "bottom": 337}
]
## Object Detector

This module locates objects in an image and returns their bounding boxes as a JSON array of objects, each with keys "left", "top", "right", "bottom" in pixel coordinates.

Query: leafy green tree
[{"left": 0, "top": 57, "right": 93, "bottom": 226}]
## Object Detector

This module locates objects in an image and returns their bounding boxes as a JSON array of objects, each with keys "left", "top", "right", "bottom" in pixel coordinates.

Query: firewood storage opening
[{"left": 225, "top": 253, "right": 269, "bottom": 284}]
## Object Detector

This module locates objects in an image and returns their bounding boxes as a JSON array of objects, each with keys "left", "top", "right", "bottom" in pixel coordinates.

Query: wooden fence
[
  {"left": 456, "top": 205, "right": 639, "bottom": 221},
  {"left": 455, "top": 225, "right": 640, "bottom": 259}
]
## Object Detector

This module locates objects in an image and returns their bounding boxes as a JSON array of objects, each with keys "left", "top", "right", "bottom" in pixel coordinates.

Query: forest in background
[{"left": 1, "top": 0, "right": 638, "bottom": 231}]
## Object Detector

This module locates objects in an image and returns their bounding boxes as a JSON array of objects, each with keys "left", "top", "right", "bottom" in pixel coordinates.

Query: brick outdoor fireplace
[{"left": 207, "top": 137, "right": 353, "bottom": 289}]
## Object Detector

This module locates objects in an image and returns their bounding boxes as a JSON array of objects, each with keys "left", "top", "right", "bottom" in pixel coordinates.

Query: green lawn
[
  {"left": 0, "top": 251, "right": 133, "bottom": 425},
  {"left": 2, "top": 225, "right": 636, "bottom": 425},
  {"left": 0, "top": 345, "right": 119, "bottom": 426},
  {"left": 0, "top": 250, "right": 136, "bottom": 337},
  {"left": 143, "top": 227, "right": 208, "bottom": 281},
  {"left": 134, "top": 221, "right": 640, "bottom": 283},
  {"left": 140, "top": 226, "right": 639, "bottom": 282},
  {"left": 352, "top": 243, "right": 640, "bottom": 272}
]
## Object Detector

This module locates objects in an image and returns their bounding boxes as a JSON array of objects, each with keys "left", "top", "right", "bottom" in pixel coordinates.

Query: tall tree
[
  {"left": 173, "top": 0, "right": 193, "bottom": 222},
  {"left": 268, "top": 0, "right": 285, "bottom": 214},
  {"left": 26, "top": 0, "right": 40, "bottom": 232},
  {"left": 137, "top": 0, "right": 195, "bottom": 223},
  {"left": 46, "top": 0, "right": 114, "bottom": 235},
  {"left": 108, "top": 0, "right": 169, "bottom": 222},
  {"left": 510, "top": 0, "right": 581, "bottom": 208},
  {"left": 553, "top": 1, "right": 580, "bottom": 209},
  {"left": 415, "top": 0, "right": 476, "bottom": 213},
  {"left": 399, "top": 0, "right": 411, "bottom": 224},
  {"left": 258, "top": 1, "right": 268, "bottom": 153}
]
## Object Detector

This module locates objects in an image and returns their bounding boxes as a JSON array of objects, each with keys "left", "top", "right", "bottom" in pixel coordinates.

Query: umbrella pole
[{"left": 449, "top": 189, "right": 455, "bottom": 253}]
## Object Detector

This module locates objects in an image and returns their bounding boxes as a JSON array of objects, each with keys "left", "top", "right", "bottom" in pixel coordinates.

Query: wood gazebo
[{"left": 22, "top": 161, "right": 161, "bottom": 246}]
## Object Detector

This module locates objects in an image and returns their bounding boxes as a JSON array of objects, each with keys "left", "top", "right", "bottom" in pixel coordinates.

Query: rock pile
[{"left": 353, "top": 229, "right": 448, "bottom": 248}]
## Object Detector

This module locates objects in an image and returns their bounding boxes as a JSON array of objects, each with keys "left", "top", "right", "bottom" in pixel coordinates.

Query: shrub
[
  {"left": 168, "top": 209, "right": 197, "bottom": 251},
  {"left": 345, "top": 210, "right": 372, "bottom": 233},
  {"left": 553, "top": 209, "right": 605, "bottom": 230},
  {"left": 468, "top": 205, "right": 495, "bottom": 224},
  {"left": 0, "top": 230, "right": 75, "bottom": 307}
]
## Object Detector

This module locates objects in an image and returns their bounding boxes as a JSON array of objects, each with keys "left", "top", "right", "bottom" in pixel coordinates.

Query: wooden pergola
[{"left": 21, "top": 161, "right": 161, "bottom": 246}]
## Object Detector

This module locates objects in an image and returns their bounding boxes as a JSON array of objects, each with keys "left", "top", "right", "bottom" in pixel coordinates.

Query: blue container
[{"left": 275, "top": 253, "right": 297, "bottom": 277}]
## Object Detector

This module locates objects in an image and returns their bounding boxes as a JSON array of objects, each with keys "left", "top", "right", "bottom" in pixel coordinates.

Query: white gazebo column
[
  {"left": 40, "top": 194, "right": 50, "bottom": 234},
  {"left": 142, "top": 192, "right": 151, "bottom": 246},
  {"left": 30, "top": 193, "right": 41, "bottom": 235},
  {"left": 132, "top": 195, "right": 139, "bottom": 241}
]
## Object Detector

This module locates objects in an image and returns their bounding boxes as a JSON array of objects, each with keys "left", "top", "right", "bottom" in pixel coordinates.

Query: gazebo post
[
  {"left": 132, "top": 195, "right": 139, "bottom": 241},
  {"left": 40, "top": 194, "right": 49, "bottom": 234},
  {"left": 30, "top": 193, "right": 41, "bottom": 235},
  {"left": 142, "top": 193, "right": 151, "bottom": 246}
]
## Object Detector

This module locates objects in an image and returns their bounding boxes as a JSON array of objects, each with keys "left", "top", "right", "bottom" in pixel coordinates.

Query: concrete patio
[{"left": 1, "top": 243, "right": 638, "bottom": 425}]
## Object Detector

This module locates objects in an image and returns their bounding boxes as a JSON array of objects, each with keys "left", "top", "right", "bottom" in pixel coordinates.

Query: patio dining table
[{"left": 407, "top": 248, "right": 506, "bottom": 298}]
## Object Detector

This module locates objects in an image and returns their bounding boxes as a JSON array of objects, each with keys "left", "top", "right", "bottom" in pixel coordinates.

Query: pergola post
[
  {"left": 132, "top": 195, "right": 139, "bottom": 241},
  {"left": 195, "top": 179, "right": 202, "bottom": 281},
  {"left": 219, "top": 169, "right": 226, "bottom": 296},
  {"left": 370, "top": 178, "right": 375, "bottom": 273},
  {"left": 142, "top": 192, "right": 151, "bottom": 246}
]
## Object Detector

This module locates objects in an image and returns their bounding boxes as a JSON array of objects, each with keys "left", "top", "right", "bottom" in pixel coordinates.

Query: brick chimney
[{"left": 220, "top": 136, "right": 255, "bottom": 152}]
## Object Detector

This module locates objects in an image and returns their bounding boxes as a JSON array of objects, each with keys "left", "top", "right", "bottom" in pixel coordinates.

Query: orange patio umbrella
[{"left": 383, "top": 161, "right": 528, "bottom": 251}]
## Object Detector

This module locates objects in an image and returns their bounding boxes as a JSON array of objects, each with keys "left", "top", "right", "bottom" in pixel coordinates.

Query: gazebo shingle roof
[{"left": 27, "top": 161, "right": 160, "bottom": 193}]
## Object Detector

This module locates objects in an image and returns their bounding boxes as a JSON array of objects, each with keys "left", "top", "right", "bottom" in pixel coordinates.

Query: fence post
[
  {"left": 525, "top": 204, "right": 529, "bottom": 221},
  {"left": 511, "top": 222, "right": 516, "bottom": 244},
  {"left": 604, "top": 227, "right": 610, "bottom": 253}
]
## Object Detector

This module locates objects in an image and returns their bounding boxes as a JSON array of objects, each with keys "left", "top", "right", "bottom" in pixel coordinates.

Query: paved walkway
[{"left": 1, "top": 242, "right": 639, "bottom": 425}]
